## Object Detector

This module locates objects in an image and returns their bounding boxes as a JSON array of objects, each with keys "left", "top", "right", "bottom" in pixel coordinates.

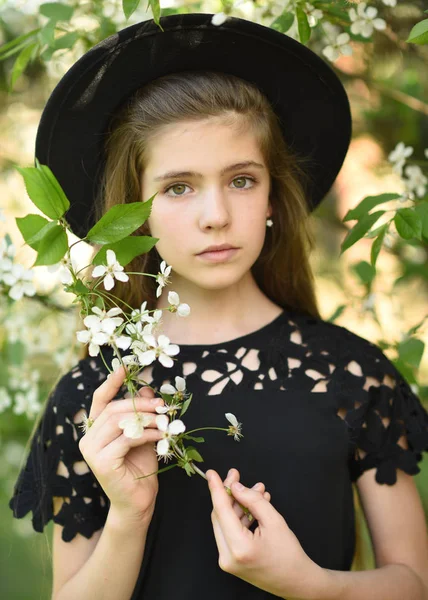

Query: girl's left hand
[{"left": 206, "top": 467, "right": 322, "bottom": 600}]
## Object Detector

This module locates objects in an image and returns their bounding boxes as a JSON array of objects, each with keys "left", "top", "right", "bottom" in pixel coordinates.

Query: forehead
[{"left": 145, "top": 117, "right": 263, "bottom": 172}]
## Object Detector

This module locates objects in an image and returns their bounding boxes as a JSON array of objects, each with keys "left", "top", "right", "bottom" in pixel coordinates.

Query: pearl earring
[{"left": 266, "top": 217, "right": 273, "bottom": 227}]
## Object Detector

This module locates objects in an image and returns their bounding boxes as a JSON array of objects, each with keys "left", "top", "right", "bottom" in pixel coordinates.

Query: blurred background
[{"left": 1, "top": 0, "right": 427, "bottom": 598}]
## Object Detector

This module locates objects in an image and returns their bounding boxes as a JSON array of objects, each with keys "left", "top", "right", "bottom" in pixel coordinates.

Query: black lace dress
[{"left": 9, "top": 309, "right": 428, "bottom": 599}]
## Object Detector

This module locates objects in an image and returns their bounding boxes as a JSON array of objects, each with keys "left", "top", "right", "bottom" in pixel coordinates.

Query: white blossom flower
[
  {"left": 168, "top": 291, "right": 190, "bottom": 317},
  {"left": 225, "top": 412, "right": 243, "bottom": 442},
  {"left": 211, "top": 12, "right": 228, "bottom": 26},
  {"left": 381, "top": 0, "right": 396, "bottom": 6},
  {"left": 118, "top": 412, "right": 155, "bottom": 439},
  {"left": 0, "top": 208, "right": 6, "bottom": 223},
  {"left": 424, "top": 148, "right": 428, "bottom": 160},
  {"left": 131, "top": 300, "right": 153, "bottom": 323},
  {"left": 403, "top": 165, "right": 427, "bottom": 199},
  {"left": 13, "top": 385, "right": 41, "bottom": 418},
  {"left": 91, "top": 249, "right": 129, "bottom": 291},
  {"left": 133, "top": 333, "right": 179, "bottom": 368},
  {"left": 84, "top": 306, "right": 124, "bottom": 335},
  {"left": 362, "top": 293, "right": 377, "bottom": 311},
  {"left": 0, "top": 388, "right": 12, "bottom": 412},
  {"left": 156, "top": 260, "right": 172, "bottom": 298},
  {"left": 388, "top": 142, "right": 414, "bottom": 177},
  {"left": 2, "top": 263, "right": 36, "bottom": 301},
  {"left": 349, "top": 2, "right": 386, "bottom": 38},
  {"left": 305, "top": 3, "right": 323, "bottom": 27},
  {"left": 76, "top": 324, "right": 109, "bottom": 357},
  {"left": 155, "top": 414, "right": 186, "bottom": 456},
  {"left": 322, "top": 32, "right": 353, "bottom": 62},
  {"left": 157, "top": 376, "right": 189, "bottom": 416},
  {"left": 47, "top": 255, "right": 78, "bottom": 285},
  {"left": 159, "top": 376, "right": 187, "bottom": 399}
]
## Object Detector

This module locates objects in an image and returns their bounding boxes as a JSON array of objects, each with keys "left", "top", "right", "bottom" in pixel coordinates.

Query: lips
[{"left": 198, "top": 245, "right": 237, "bottom": 254}]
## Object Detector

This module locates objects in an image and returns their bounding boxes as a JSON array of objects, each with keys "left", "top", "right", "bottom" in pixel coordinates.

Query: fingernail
[
  {"left": 150, "top": 397, "right": 160, "bottom": 404},
  {"left": 233, "top": 481, "right": 244, "bottom": 491},
  {"left": 206, "top": 471, "right": 212, "bottom": 482},
  {"left": 252, "top": 482, "right": 261, "bottom": 490}
]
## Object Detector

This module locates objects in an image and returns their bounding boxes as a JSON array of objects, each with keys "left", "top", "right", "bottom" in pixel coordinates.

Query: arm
[
  {"left": 54, "top": 507, "right": 151, "bottom": 600},
  {"left": 294, "top": 468, "right": 428, "bottom": 600}
]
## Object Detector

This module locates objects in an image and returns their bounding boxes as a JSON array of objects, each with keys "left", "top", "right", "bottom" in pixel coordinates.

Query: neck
[{"left": 154, "top": 271, "right": 282, "bottom": 345}]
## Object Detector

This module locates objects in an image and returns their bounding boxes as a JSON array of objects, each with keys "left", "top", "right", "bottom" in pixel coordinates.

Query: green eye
[{"left": 233, "top": 177, "right": 247, "bottom": 188}]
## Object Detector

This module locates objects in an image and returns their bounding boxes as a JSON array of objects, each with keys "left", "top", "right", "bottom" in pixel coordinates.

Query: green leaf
[
  {"left": 32, "top": 225, "right": 68, "bottom": 266},
  {"left": 65, "top": 279, "right": 90, "bottom": 296},
  {"left": 39, "top": 2, "right": 74, "bottom": 21},
  {"left": 186, "top": 446, "right": 204, "bottom": 463},
  {"left": 391, "top": 358, "right": 416, "bottom": 384},
  {"left": 123, "top": 0, "right": 141, "bottom": 19},
  {"left": 352, "top": 260, "right": 375, "bottom": 286},
  {"left": 183, "top": 435, "right": 205, "bottom": 443},
  {"left": 148, "top": 0, "right": 162, "bottom": 27},
  {"left": 296, "top": 5, "right": 311, "bottom": 44},
  {"left": 15, "top": 214, "right": 56, "bottom": 250},
  {"left": 179, "top": 393, "right": 193, "bottom": 418},
  {"left": 86, "top": 196, "right": 155, "bottom": 245},
  {"left": 394, "top": 208, "right": 422, "bottom": 240},
  {"left": 343, "top": 193, "right": 400, "bottom": 222},
  {"left": 414, "top": 202, "right": 428, "bottom": 239},
  {"left": 10, "top": 43, "right": 37, "bottom": 90},
  {"left": 406, "top": 19, "right": 428, "bottom": 45},
  {"left": 271, "top": 11, "right": 294, "bottom": 33},
  {"left": 340, "top": 211, "right": 385, "bottom": 254},
  {"left": 397, "top": 338, "right": 425, "bottom": 369},
  {"left": 312, "top": 1, "right": 350, "bottom": 23},
  {"left": 370, "top": 223, "right": 388, "bottom": 268},
  {"left": 41, "top": 31, "right": 79, "bottom": 60},
  {"left": 92, "top": 235, "right": 159, "bottom": 267},
  {"left": 0, "top": 28, "right": 41, "bottom": 60},
  {"left": 16, "top": 162, "right": 70, "bottom": 219},
  {"left": 326, "top": 304, "right": 346, "bottom": 323},
  {"left": 39, "top": 20, "right": 56, "bottom": 46}
]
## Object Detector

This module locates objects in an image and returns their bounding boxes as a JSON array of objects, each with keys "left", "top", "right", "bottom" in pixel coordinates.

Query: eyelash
[{"left": 163, "top": 176, "right": 258, "bottom": 197}]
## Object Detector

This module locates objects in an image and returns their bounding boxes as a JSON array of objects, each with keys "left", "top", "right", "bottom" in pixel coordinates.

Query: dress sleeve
[
  {"left": 8, "top": 358, "right": 110, "bottom": 542},
  {"left": 336, "top": 340, "right": 428, "bottom": 485}
]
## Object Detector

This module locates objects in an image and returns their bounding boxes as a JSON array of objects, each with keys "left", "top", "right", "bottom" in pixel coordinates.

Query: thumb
[{"left": 230, "top": 481, "right": 277, "bottom": 527}]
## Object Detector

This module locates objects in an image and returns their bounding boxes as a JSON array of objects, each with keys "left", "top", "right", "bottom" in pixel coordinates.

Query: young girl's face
[{"left": 141, "top": 115, "right": 272, "bottom": 292}]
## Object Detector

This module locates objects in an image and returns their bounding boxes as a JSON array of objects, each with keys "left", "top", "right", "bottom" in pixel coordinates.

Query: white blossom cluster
[
  {"left": 210, "top": 0, "right": 398, "bottom": 65},
  {"left": 0, "top": 229, "right": 36, "bottom": 301},
  {"left": 388, "top": 143, "right": 428, "bottom": 202}
]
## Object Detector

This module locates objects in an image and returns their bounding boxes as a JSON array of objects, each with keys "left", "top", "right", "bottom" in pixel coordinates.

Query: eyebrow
[{"left": 153, "top": 161, "right": 265, "bottom": 182}]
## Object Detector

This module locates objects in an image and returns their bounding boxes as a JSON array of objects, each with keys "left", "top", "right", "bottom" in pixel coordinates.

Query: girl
[{"left": 9, "top": 13, "right": 428, "bottom": 600}]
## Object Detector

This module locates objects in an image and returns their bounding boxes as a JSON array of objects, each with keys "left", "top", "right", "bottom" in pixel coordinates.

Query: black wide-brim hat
[{"left": 35, "top": 12, "right": 352, "bottom": 240}]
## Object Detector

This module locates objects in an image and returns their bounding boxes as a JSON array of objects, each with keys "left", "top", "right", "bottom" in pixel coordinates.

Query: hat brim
[{"left": 35, "top": 12, "right": 352, "bottom": 239}]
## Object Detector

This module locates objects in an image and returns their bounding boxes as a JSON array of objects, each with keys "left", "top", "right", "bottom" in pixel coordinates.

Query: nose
[{"left": 199, "top": 186, "right": 231, "bottom": 230}]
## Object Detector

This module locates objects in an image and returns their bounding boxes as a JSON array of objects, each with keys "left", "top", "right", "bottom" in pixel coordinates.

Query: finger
[
  {"left": 99, "top": 428, "right": 164, "bottom": 472},
  {"left": 229, "top": 479, "right": 278, "bottom": 529},
  {"left": 89, "top": 364, "right": 129, "bottom": 421},
  {"left": 211, "top": 506, "right": 233, "bottom": 566},
  {"left": 85, "top": 410, "right": 162, "bottom": 452},
  {"left": 207, "top": 469, "right": 248, "bottom": 548},
  {"left": 124, "top": 385, "right": 155, "bottom": 399},
  {"left": 240, "top": 491, "right": 271, "bottom": 528},
  {"left": 93, "top": 396, "right": 165, "bottom": 430}
]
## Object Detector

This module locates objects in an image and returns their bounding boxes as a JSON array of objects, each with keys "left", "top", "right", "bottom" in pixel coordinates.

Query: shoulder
[
  {"left": 289, "top": 311, "right": 396, "bottom": 375},
  {"left": 47, "top": 353, "right": 113, "bottom": 422}
]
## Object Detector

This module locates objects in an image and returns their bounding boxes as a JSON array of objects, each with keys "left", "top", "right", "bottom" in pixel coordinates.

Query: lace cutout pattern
[
  {"left": 9, "top": 358, "right": 113, "bottom": 542},
  {"left": 9, "top": 311, "right": 428, "bottom": 542}
]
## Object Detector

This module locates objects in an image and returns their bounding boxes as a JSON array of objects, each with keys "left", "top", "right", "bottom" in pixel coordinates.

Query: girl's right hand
[{"left": 78, "top": 364, "right": 165, "bottom": 525}]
